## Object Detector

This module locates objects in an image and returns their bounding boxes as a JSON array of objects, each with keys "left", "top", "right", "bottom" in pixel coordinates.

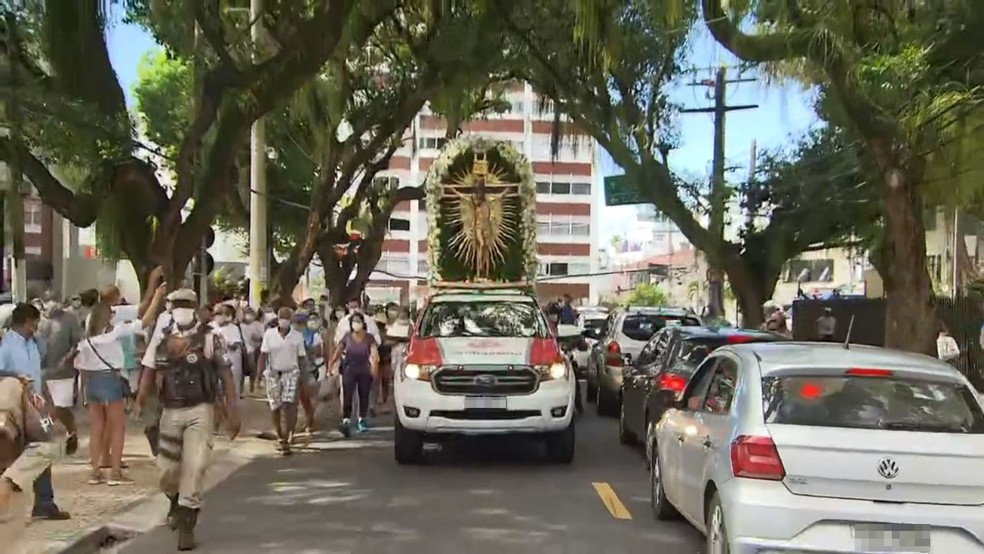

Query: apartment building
[{"left": 365, "top": 81, "right": 600, "bottom": 305}]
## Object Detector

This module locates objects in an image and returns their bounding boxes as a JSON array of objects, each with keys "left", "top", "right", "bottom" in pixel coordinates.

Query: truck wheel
[
  {"left": 545, "top": 421, "right": 575, "bottom": 464},
  {"left": 394, "top": 417, "right": 424, "bottom": 465}
]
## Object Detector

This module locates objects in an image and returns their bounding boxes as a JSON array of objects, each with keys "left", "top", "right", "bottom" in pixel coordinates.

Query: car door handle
[
  {"left": 701, "top": 436, "right": 713, "bottom": 449},
  {"left": 675, "top": 433, "right": 685, "bottom": 443}
]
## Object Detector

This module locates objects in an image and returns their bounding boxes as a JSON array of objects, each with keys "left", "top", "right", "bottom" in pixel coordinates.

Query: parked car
[
  {"left": 619, "top": 326, "right": 785, "bottom": 450},
  {"left": 584, "top": 307, "right": 701, "bottom": 416},
  {"left": 650, "top": 342, "right": 984, "bottom": 553}
]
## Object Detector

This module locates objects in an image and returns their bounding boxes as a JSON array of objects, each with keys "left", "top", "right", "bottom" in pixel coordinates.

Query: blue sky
[{"left": 105, "top": 18, "right": 818, "bottom": 246}]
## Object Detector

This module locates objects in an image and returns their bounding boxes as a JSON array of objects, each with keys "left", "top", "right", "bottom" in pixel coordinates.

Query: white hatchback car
[{"left": 651, "top": 342, "right": 984, "bottom": 553}]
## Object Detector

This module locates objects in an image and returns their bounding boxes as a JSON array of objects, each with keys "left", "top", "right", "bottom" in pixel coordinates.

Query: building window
[
  {"left": 784, "top": 259, "right": 834, "bottom": 283},
  {"left": 23, "top": 202, "right": 42, "bottom": 234},
  {"left": 547, "top": 263, "right": 569, "bottom": 276},
  {"left": 571, "top": 222, "right": 590, "bottom": 236},
  {"left": 417, "top": 137, "right": 447, "bottom": 150},
  {"left": 417, "top": 259, "right": 429, "bottom": 275},
  {"left": 571, "top": 182, "right": 591, "bottom": 195},
  {"left": 551, "top": 182, "right": 571, "bottom": 195},
  {"left": 510, "top": 100, "right": 525, "bottom": 114},
  {"left": 536, "top": 182, "right": 550, "bottom": 194},
  {"left": 388, "top": 217, "right": 410, "bottom": 232},
  {"left": 568, "top": 262, "right": 590, "bottom": 275},
  {"left": 25, "top": 246, "right": 42, "bottom": 256}
]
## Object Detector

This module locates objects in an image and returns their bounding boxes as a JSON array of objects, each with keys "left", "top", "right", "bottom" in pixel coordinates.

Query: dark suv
[{"left": 617, "top": 326, "right": 785, "bottom": 452}]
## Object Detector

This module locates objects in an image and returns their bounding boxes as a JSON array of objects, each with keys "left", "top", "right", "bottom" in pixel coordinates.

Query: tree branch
[{"left": 0, "top": 137, "right": 99, "bottom": 226}]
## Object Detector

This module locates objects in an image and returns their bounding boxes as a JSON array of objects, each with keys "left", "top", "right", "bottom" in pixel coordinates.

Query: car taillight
[
  {"left": 656, "top": 373, "right": 686, "bottom": 393},
  {"left": 726, "top": 335, "right": 756, "bottom": 344},
  {"left": 605, "top": 341, "right": 623, "bottom": 367},
  {"left": 846, "top": 368, "right": 893, "bottom": 377},
  {"left": 730, "top": 435, "right": 785, "bottom": 481}
]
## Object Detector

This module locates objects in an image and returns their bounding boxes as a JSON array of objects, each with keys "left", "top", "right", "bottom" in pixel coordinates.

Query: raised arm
[{"left": 138, "top": 266, "right": 165, "bottom": 318}]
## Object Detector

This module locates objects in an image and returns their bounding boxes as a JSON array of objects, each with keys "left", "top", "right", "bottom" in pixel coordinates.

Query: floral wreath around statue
[{"left": 424, "top": 136, "right": 537, "bottom": 284}]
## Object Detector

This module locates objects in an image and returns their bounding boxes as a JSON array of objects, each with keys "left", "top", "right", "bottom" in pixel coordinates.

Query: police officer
[{"left": 135, "top": 289, "right": 240, "bottom": 551}]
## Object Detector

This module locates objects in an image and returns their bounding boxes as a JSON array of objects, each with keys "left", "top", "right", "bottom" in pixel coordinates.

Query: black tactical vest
[{"left": 157, "top": 328, "right": 216, "bottom": 408}]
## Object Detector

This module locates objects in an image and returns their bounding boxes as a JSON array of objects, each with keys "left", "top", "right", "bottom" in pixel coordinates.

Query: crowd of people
[{"left": 0, "top": 271, "right": 415, "bottom": 549}]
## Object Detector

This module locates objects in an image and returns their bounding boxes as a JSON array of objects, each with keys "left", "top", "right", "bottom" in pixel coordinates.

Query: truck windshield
[{"left": 418, "top": 301, "right": 549, "bottom": 338}]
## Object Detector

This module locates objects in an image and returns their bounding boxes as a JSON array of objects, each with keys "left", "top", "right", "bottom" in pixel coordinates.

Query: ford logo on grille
[{"left": 475, "top": 374, "right": 497, "bottom": 386}]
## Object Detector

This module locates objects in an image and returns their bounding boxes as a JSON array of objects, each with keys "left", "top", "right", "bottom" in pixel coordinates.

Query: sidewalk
[{"left": 13, "top": 390, "right": 330, "bottom": 554}]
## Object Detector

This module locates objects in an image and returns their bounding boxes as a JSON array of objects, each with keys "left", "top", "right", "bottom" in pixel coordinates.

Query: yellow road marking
[{"left": 592, "top": 482, "right": 633, "bottom": 520}]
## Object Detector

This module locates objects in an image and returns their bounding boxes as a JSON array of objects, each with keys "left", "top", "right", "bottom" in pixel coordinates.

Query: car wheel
[
  {"left": 394, "top": 416, "right": 424, "bottom": 465},
  {"left": 649, "top": 446, "right": 679, "bottom": 520},
  {"left": 618, "top": 401, "right": 636, "bottom": 445},
  {"left": 586, "top": 380, "right": 598, "bottom": 404},
  {"left": 705, "top": 493, "right": 730, "bottom": 554},
  {"left": 596, "top": 386, "right": 612, "bottom": 416},
  {"left": 544, "top": 420, "right": 575, "bottom": 464}
]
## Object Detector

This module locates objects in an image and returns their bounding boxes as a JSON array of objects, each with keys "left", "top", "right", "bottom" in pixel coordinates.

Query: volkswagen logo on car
[{"left": 876, "top": 457, "right": 899, "bottom": 479}]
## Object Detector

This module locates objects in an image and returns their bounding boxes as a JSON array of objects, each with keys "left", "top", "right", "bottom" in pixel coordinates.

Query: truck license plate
[
  {"left": 465, "top": 396, "right": 506, "bottom": 409},
  {"left": 854, "top": 524, "right": 931, "bottom": 552}
]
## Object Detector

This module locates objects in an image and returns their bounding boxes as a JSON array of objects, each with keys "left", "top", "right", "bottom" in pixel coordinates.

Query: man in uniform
[{"left": 136, "top": 289, "right": 240, "bottom": 551}]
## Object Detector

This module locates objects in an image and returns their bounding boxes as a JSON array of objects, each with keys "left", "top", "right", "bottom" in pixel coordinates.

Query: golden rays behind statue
[{"left": 442, "top": 153, "right": 520, "bottom": 279}]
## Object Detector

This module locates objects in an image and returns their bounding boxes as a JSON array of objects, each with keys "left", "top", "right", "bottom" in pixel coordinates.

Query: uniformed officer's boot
[
  {"left": 165, "top": 495, "right": 179, "bottom": 530},
  {"left": 176, "top": 506, "right": 199, "bottom": 551}
]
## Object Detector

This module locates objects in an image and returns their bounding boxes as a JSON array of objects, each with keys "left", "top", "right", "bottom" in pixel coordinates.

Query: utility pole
[
  {"left": 680, "top": 67, "right": 757, "bottom": 320},
  {"left": 248, "top": 0, "right": 268, "bottom": 308}
]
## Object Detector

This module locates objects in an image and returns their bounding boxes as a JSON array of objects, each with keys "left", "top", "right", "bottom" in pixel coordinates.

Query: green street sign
[{"left": 603, "top": 174, "right": 646, "bottom": 206}]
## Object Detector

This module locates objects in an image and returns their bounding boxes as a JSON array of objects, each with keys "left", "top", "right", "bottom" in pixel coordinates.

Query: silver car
[{"left": 651, "top": 342, "right": 984, "bottom": 553}]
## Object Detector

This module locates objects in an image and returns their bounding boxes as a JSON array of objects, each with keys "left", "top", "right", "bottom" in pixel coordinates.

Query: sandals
[{"left": 88, "top": 470, "right": 105, "bottom": 485}]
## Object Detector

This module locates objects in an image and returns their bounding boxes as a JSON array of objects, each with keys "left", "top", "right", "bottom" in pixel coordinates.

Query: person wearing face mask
[
  {"left": 257, "top": 307, "right": 308, "bottom": 454},
  {"left": 292, "top": 311, "right": 321, "bottom": 434},
  {"left": 334, "top": 299, "right": 381, "bottom": 345},
  {"left": 214, "top": 304, "right": 246, "bottom": 399},
  {"left": 327, "top": 312, "right": 379, "bottom": 436},
  {"left": 239, "top": 308, "right": 265, "bottom": 394},
  {"left": 135, "top": 288, "right": 240, "bottom": 551}
]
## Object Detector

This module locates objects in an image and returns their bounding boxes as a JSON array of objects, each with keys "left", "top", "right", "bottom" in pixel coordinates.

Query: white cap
[{"left": 166, "top": 288, "right": 197, "bottom": 303}]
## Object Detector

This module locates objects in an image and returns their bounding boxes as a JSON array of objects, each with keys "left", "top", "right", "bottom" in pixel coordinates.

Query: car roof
[
  {"left": 722, "top": 342, "right": 961, "bottom": 380},
  {"left": 622, "top": 306, "right": 697, "bottom": 317},
  {"left": 671, "top": 326, "right": 779, "bottom": 340}
]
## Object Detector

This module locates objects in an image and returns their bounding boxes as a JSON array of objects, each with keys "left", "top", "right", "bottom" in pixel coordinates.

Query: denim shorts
[{"left": 84, "top": 372, "right": 125, "bottom": 405}]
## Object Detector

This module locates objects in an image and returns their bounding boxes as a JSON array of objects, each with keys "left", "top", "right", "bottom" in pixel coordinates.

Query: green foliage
[
  {"left": 132, "top": 51, "right": 193, "bottom": 163},
  {"left": 624, "top": 283, "right": 668, "bottom": 307}
]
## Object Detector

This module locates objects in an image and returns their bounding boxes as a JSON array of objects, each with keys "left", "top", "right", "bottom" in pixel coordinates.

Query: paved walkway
[{"left": 12, "top": 390, "right": 347, "bottom": 554}]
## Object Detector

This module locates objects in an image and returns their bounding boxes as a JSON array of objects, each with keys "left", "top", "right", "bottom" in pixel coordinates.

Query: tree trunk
[
  {"left": 724, "top": 258, "right": 780, "bottom": 328},
  {"left": 880, "top": 167, "right": 937, "bottom": 353}
]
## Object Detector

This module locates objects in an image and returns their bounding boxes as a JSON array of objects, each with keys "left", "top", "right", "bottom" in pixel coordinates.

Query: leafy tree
[
  {"left": 692, "top": 0, "right": 984, "bottom": 351},
  {"left": 624, "top": 282, "right": 668, "bottom": 307},
  {"left": 495, "top": 0, "right": 877, "bottom": 326},
  {"left": 0, "top": 0, "right": 403, "bottom": 291}
]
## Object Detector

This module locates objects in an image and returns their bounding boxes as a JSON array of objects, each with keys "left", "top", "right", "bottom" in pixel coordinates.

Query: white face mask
[
  {"left": 172, "top": 308, "right": 196, "bottom": 327},
  {"left": 243, "top": 314, "right": 255, "bottom": 323},
  {"left": 278, "top": 318, "right": 291, "bottom": 330},
  {"left": 307, "top": 320, "right": 321, "bottom": 331},
  {"left": 351, "top": 322, "right": 365, "bottom": 332}
]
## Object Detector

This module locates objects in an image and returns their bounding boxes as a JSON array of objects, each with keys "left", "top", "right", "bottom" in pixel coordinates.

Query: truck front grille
[{"left": 431, "top": 366, "right": 539, "bottom": 395}]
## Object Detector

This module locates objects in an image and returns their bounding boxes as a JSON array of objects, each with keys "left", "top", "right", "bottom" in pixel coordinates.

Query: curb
[{"left": 43, "top": 439, "right": 264, "bottom": 554}]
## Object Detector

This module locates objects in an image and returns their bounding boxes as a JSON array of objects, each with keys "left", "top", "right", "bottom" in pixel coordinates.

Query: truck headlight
[
  {"left": 403, "top": 363, "right": 435, "bottom": 380},
  {"left": 537, "top": 362, "right": 567, "bottom": 380}
]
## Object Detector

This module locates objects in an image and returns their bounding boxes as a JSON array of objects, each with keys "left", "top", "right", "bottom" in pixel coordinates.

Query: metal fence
[{"left": 791, "top": 296, "right": 984, "bottom": 388}]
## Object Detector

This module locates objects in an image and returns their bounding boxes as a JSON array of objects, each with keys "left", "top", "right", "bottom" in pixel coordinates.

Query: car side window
[
  {"left": 600, "top": 315, "right": 615, "bottom": 337},
  {"left": 635, "top": 330, "right": 665, "bottom": 367},
  {"left": 658, "top": 333, "right": 679, "bottom": 369},
  {"left": 701, "top": 357, "right": 739, "bottom": 415},
  {"left": 681, "top": 357, "right": 719, "bottom": 411}
]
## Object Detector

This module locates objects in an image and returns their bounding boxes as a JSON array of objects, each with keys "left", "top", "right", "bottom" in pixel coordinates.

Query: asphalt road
[{"left": 120, "top": 396, "right": 705, "bottom": 553}]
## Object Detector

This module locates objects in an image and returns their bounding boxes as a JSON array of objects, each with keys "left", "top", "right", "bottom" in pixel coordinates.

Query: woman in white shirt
[
  {"left": 76, "top": 286, "right": 164, "bottom": 485},
  {"left": 214, "top": 304, "right": 246, "bottom": 399}
]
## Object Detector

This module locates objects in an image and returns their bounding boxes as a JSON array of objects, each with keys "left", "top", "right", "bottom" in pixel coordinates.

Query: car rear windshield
[
  {"left": 621, "top": 314, "right": 700, "bottom": 342},
  {"left": 762, "top": 375, "right": 984, "bottom": 434},
  {"left": 417, "top": 301, "right": 549, "bottom": 339},
  {"left": 582, "top": 318, "right": 606, "bottom": 331}
]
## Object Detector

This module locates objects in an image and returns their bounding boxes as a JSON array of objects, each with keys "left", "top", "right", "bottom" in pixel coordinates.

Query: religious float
[{"left": 390, "top": 137, "right": 577, "bottom": 465}]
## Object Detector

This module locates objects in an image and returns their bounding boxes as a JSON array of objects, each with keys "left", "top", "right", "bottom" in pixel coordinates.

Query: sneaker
[
  {"left": 340, "top": 418, "right": 351, "bottom": 438},
  {"left": 31, "top": 504, "right": 71, "bottom": 521},
  {"left": 87, "top": 470, "right": 105, "bottom": 485},
  {"left": 357, "top": 418, "right": 369, "bottom": 433},
  {"left": 65, "top": 434, "right": 78, "bottom": 456}
]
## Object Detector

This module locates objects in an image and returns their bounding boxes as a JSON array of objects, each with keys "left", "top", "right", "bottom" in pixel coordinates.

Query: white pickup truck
[{"left": 390, "top": 288, "right": 579, "bottom": 465}]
